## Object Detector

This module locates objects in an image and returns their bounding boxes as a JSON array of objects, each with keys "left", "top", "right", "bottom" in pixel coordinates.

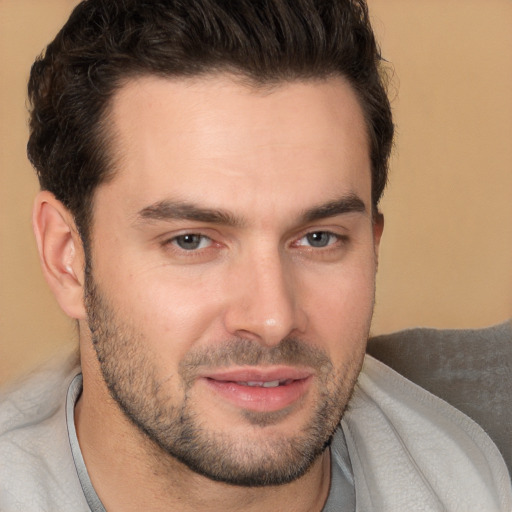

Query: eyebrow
[
  {"left": 136, "top": 200, "right": 245, "bottom": 227},
  {"left": 299, "top": 194, "right": 367, "bottom": 223},
  {"left": 135, "top": 193, "right": 367, "bottom": 228}
]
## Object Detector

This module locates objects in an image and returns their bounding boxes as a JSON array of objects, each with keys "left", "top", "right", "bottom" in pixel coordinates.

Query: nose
[{"left": 223, "top": 250, "right": 307, "bottom": 346}]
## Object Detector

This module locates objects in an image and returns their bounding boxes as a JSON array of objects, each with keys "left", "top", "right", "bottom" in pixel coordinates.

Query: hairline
[{"left": 79, "top": 68, "right": 379, "bottom": 259}]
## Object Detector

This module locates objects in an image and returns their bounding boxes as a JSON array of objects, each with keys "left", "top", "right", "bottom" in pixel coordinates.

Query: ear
[
  {"left": 372, "top": 212, "right": 384, "bottom": 261},
  {"left": 32, "top": 191, "right": 87, "bottom": 319}
]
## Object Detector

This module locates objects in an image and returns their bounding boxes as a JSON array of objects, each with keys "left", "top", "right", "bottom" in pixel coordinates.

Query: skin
[{"left": 33, "top": 74, "right": 383, "bottom": 512}]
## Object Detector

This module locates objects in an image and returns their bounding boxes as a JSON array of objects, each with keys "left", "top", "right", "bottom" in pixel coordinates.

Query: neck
[{"left": 75, "top": 356, "right": 331, "bottom": 512}]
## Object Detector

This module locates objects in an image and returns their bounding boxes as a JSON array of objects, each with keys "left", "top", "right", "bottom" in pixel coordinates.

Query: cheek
[
  {"left": 301, "top": 255, "right": 376, "bottom": 351},
  {"left": 309, "top": 275, "right": 375, "bottom": 326},
  {"left": 101, "top": 265, "right": 227, "bottom": 364}
]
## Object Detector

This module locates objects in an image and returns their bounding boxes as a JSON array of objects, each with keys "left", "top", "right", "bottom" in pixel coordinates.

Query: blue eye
[
  {"left": 298, "top": 232, "right": 339, "bottom": 248},
  {"left": 172, "top": 234, "right": 212, "bottom": 250}
]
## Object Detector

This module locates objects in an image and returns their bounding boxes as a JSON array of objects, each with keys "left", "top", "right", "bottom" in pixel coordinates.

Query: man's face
[{"left": 83, "top": 74, "right": 381, "bottom": 485}]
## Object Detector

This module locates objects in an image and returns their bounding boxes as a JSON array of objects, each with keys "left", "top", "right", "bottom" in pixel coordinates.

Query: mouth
[
  {"left": 200, "top": 367, "right": 313, "bottom": 413},
  {"left": 230, "top": 379, "right": 294, "bottom": 388}
]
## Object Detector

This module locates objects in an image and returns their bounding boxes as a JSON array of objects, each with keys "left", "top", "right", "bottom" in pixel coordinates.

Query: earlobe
[{"left": 32, "top": 191, "right": 87, "bottom": 320}]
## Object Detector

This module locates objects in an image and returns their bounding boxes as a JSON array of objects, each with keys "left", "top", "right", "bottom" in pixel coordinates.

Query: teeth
[
  {"left": 237, "top": 380, "right": 281, "bottom": 388},
  {"left": 262, "top": 380, "right": 280, "bottom": 388}
]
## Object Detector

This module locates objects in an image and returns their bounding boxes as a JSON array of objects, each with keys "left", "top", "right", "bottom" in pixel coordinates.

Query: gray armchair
[{"left": 367, "top": 321, "right": 511, "bottom": 476}]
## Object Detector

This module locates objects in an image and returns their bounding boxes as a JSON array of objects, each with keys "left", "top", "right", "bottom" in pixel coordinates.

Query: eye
[
  {"left": 171, "top": 234, "right": 212, "bottom": 251},
  {"left": 296, "top": 231, "right": 340, "bottom": 248}
]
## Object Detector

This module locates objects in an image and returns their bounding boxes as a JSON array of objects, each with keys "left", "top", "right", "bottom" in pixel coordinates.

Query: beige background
[{"left": 1, "top": 0, "right": 511, "bottom": 386}]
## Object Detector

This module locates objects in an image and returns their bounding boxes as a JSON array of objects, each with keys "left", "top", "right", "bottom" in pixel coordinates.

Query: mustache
[{"left": 178, "top": 337, "right": 333, "bottom": 383}]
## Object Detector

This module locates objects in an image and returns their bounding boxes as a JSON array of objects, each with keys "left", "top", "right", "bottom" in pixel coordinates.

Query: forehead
[{"left": 99, "top": 74, "right": 371, "bottom": 218}]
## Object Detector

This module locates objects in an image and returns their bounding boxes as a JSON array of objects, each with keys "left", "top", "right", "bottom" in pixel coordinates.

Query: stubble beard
[{"left": 84, "top": 271, "right": 368, "bottom": 487}]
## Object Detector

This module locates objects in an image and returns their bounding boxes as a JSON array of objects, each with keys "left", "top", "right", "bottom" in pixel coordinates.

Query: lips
[{"left": 199, "top": 367, "right": 312, "bottom": 413}]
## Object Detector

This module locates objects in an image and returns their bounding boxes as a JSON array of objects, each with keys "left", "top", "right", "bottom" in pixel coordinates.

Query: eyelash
[
  {"left": 293, "top": 231, "right": 347, "bottom": 249},
  {"left": 170, "top": 233, "right": 213, "bottom": 251},
  {"left": 162, "top": 230, "right": 348, "bottom": 255}
]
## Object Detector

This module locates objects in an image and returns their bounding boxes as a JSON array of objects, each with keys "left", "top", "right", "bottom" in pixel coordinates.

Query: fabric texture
[
  {"left": 366, "top": 320, "right": 512, "bottom": 475},
  {"left": 0, "top": 351, "right": 89, "bottom": 511},
  {"left": 66, "top": 375, "right": 106, "bottom": 512},
  {"left": 0, "top": 347, "right": 511, "bottom": 511},
  {"left": 343, "top": 356, "right": 512, "bottom": 511}
]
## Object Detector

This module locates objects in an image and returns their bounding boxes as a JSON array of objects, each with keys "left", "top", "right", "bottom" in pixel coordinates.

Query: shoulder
[
  {"left": 0, "top": 350, "right": 89, "bottom": 511},
  {"left": 0, "top": 350, "right": 76, "bottom": 428},
  {"left": 366, "top": 321, "right": 512, "bottom": 472},
  {"left": 341, "top": 354, "right": 512, "bottom": 511}
]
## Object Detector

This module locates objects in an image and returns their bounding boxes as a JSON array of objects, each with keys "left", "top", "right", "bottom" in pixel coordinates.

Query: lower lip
[{"left": 202, "top": 377, "right": 312, "bottom": 413}]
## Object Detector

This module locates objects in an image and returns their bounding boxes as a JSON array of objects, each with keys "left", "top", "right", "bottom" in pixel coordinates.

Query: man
[{"left": 0, "top": 1, "right": 510, "bottom": 510}]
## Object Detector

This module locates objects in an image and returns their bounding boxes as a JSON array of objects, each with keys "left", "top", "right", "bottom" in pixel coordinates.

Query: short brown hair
[{"left": 27, "top": 0, "right": 394, "bottom": 242}]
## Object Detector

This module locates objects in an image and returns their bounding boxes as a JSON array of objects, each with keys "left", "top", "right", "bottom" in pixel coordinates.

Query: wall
[
  {"left": 1, "top": 0, "right": 511, "bottom": 386},
  {"left": 369, "top": 0, "right": 512, "bottom": 331}
]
